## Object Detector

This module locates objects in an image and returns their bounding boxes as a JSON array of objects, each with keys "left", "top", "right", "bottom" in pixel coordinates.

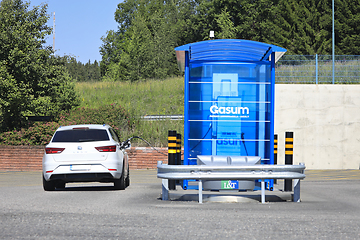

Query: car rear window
[{"left": 52, "top": 129, "right": 110, "bottom": 142}]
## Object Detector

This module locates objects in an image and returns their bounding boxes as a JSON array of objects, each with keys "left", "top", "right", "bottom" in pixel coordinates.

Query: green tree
[
  {"left": 189, "top": 0, "right": 277, "bottom": 41},
  {"left": 100, "top": 30, "right": 124, "bottom": 77},
  {"left": 100, "top": 0, "right": 138, "bottom": 78},
  {"left": 100, "top": 0, "right": 360, "bottom": 79},
  {"left": 336, "top": 0, "right": 360, "bottom": 55},
  {"left": 266, "top": 0, "right": 332, "bottom": 55},
  {"left": 265, "top": 0, "right": 360, "bottom": 55},
  {"left": 65, "top": 57, "right": 101, "bottom": 82},
  {"left": 100, "top": 0, "right": 180, "bottom": 81},
  {"left": 215, "top": 7, "right": 237, "bottom": 39},
  {"left": 0, "top": 0, "right": 79, "bottom": 131},
  {"left": 146, "top": 0, "right": 180, "bottom": 79},
  {"left": 126, "top": 10, "right": 154, "bottom": 81}
]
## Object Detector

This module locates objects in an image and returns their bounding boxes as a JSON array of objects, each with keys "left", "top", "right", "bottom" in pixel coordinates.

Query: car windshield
[{"left": 52, "top": 129, "right": 110, "bottom": 142}]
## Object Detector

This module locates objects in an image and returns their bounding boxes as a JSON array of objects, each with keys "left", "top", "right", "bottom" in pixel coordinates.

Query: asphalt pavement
[{"left": 0, "top": 169, "right": 360, "bottom": 239}]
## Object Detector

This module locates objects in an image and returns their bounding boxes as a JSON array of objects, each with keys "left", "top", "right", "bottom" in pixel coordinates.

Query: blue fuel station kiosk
[{"left": 175, "top": 39, "right": 287, "bottom": 191}]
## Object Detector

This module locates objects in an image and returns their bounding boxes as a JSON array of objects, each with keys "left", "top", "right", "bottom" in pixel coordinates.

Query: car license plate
[
  {"left": 70, "top": 165, "right": 91, "bottom": 171},
  {"left": 221, "top": 180, "right": 239, "bottom": 190}
]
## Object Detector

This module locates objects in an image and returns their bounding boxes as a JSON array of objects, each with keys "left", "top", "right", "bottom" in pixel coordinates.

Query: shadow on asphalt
[
  {"left": 161, "top": 190, "right": 292, "bottom": 203},
  {"left": 54, "top": 186, "right": 121, "bottom": 192}
]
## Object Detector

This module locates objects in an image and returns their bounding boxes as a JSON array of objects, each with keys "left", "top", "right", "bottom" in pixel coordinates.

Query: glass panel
[
  {"left": 186, "top": 62, "right": 272, "bottom": 161},
  {"left": 52, "top": 129, "right": 110, "bottom": 142}
]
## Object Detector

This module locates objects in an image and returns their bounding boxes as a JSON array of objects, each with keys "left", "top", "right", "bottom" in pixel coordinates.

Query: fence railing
[{"left": 276, "top": 55, "right": 360, "bottom": 84}]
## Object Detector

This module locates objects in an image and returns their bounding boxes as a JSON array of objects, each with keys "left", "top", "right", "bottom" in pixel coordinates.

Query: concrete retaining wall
[{"left": 275, "top": 84, "right": 360, "bottom": 169}]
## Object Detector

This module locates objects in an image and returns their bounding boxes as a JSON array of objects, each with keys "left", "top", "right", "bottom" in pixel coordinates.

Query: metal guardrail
[
  {"left": 141, "top": 115, "right": 184, "bottom": 121},
  {"left": 157, "top": 161, "right": 306, "bottom": 204}
]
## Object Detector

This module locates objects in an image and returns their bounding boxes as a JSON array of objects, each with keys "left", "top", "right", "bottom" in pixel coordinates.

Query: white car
[{"left": 42, "top": 124, "right": 130, "bottom": 191}]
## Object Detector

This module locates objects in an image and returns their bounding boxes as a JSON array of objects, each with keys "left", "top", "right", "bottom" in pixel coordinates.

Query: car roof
[{"left": 55, "top": 124, "right": 111, "bottom": 131}]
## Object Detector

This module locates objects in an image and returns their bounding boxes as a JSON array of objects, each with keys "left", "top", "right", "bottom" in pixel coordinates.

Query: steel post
[
  {"left": 199, "top": 180, "right": 203, "bottom": 204},
  {"left": 261, "top": 180, "right": 266, "bottom": 204},
  {"left": 293, "top": 163, "right": 304, "bottom": 202},
  {"left": 162, "top": 178, "right": 169, "bottom": 201},
  {"left": 293, "top": 179, "right": 300, "bottom": 202}
]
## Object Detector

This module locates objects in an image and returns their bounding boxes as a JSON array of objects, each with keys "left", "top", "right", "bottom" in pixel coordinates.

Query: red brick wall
[
  {"left": 0, "top": 146, "right": 44, "bottom": 171},
  {"left": 127, "top": 147, "right": 168, "bottom": 169},
  {"left": 0, "top": 146, "right": 171, "bottom": 171}
]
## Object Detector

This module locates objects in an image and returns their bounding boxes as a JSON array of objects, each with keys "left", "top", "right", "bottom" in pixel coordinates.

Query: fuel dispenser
[{"left": 175, "top": 39, "right": 287, "bottom": 191}]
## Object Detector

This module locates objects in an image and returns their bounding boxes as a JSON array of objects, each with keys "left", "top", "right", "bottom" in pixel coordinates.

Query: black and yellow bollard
[
  {"left": 274, "top": 134, "right": 278, "bottom": 184},
  {"left": 168, "top": 130, "right": 177, "bottom": 190},
  {"left": 176, "top": 133, "right": 182, "bottom": 185},
  {"left": 284, "top": 132, "right": 293, "bottom": 192},
  {"left": 176, "top": 133, "right": 181, "bottom": 165}
]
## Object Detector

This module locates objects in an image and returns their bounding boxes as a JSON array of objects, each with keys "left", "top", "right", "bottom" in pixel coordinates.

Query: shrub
[{"left": 0, "top": 104, "right": 133, "bottom": 145}]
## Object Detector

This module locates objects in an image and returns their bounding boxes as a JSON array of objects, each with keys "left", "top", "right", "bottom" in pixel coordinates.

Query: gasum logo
[{"left": 210, "top": 105, "right": 249, "bottom": 115}]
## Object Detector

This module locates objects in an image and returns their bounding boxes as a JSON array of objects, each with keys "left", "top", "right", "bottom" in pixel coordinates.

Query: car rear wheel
[
  {"left": 43, "top": 174, "right": 55, "bottom": 191},
  {"left": 114, "top": 166, "right": 126, "bottom": 190},
  {"left": 125, "top": 164, "right": 130, "bottom": 187}
]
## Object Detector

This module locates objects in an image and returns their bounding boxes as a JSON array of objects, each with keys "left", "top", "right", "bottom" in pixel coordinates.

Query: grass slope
[
  {"left": 76, "top": 77, "right": 184, "bottom": 116},
  {"left": 75, "top": 77, "right": 185, "bottom": 147}
]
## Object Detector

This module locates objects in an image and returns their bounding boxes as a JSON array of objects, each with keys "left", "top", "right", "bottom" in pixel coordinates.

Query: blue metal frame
[
  {"left": 183, "top": 51, "right": 190, "bottom": 189},
  {"left": 268, "top": 51, "right": 276, "bottom": 190}
]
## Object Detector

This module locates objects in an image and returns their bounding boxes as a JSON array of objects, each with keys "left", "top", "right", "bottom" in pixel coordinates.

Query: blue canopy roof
[{"left": 175, "top": 39, "right": 287, "bottom": 71}]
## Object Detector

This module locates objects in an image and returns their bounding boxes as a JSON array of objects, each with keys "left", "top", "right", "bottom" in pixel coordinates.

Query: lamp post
[{"left": 53, "top": 12, "right": 55, "bottom": 54}]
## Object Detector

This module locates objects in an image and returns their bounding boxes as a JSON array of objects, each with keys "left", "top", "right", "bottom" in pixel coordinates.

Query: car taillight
[
  {"left": 45, "top": 147, "right": 65, "bottom": 154},
  {"left": 95, "top": 145, "right": 116, "bottom": 152}
]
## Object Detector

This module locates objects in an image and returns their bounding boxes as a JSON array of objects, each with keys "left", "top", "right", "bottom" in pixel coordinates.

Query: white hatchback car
[{"left": 42, "top": 124, "right": 130, "bottom": 191}]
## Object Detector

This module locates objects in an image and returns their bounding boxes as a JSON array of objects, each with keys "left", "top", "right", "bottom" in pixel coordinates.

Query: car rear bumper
[
  {"left": 49, "top": 172, "right": 115, "bottom": 183},
  {"left": 43, "top": 163, "right": 122, "bottom": 182}
]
